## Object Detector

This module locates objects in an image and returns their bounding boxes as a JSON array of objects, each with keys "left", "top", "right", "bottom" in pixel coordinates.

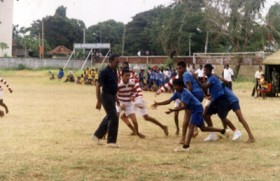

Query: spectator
[
  {"left": 195, "top": 64, "right": 204, "bottom": 83},
  {"left": 222, "top": 64, "right": 235, "bottom": 90},
  {"left": 138, "top": 69, "right": 145, "bottom": 88},
  {"left": 271, "top": 67, "right": 279, "bottom": 97},
  {"left": 57, "top": 68, "right": 64, "bottom": 79},
  {"left": 252, "top": 66, "right": 263, "bottom": 96}
]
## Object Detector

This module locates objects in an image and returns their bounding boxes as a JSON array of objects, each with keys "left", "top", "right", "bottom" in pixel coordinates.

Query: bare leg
[
  {"left": 120, "top": 113, "right": 135, "bottom": 135},
  {"left": 129, "top": 114, "right": 145, "bottom": 138},
  {"left": 143, "top": 114, "right": 168, "bottom": 136},
  {"left": 174, "top": 110, "right": 180, "bottom": 135},
  {"left": 183, "top": 123, "right": 195, "bottom": 148},
  {"left": 0, "top": 100, "right": 8, "bottom": 114},
  {"left": 221, "top": 118, "right": 236, "bottom": 131},
  {"left": 203, "top": 114, "right": 213, "bottom": 127},
  {"left": 234, "top": 109, "right": 255, "bottom": 141},
  {"left": 200, "top": 124, "right": 224, "bottom": 132},
  {"left": 180, "top": 110, "right": 190, "bottom": 144}
]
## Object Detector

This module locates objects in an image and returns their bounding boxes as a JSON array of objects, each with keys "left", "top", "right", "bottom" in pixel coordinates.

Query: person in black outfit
[{"left": 92, "top": 54, "right": 120, "bottom": 147}]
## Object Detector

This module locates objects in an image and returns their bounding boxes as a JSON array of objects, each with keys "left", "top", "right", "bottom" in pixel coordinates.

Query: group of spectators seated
[{"left": 49, "top": 67, "right": 99, "bottom": 85}]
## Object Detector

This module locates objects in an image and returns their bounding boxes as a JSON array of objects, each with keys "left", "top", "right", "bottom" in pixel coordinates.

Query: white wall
[{"left": 0, "top": 0, "right": 14, "bottom": 57}]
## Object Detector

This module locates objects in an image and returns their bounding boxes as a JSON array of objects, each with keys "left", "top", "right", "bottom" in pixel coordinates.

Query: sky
[
  {"left": 13, "top": 0, "right": 173, "bottom": 28},
  {"left": 13, "top": 0, "right": 280, "bottom": 28}
]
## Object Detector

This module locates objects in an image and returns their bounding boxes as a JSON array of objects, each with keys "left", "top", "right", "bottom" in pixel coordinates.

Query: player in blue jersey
[
  {"left": 202, "top": 64, "right": 242, "bottom": 141},
  {"left": 152, "top": 79, "right": 228, "bottom": 152}
]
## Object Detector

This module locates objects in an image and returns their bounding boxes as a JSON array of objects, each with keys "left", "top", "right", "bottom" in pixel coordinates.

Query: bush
[{"left": 16, "top": 64, "right": 27, "bottom": 70}]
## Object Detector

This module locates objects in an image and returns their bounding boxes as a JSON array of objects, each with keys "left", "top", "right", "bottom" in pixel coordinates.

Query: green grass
[{"left": 0, "top": 70, "right": 279, "bottom": 180}]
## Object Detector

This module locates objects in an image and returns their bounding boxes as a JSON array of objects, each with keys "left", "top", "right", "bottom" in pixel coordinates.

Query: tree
[
  {"left": 55, "top": 6, "right": 67, "bottom": 18},
  {"left": 87, "top": 20, "right": 124, "bottom": 54},
  {"left": 28, "top": 6, "right": 85, "bottom": 50},
  {"left": 204, "top": 0, "right": 266, "bottom": 76},
  {"left": 0, "top": 42, "right": 9, "bottom": 56},
  {"left": 266, "top": 3, "right": 280, "bottom": 51}
]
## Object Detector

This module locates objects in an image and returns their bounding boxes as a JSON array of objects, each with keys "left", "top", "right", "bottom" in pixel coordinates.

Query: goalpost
[
  {"left": 63, "top": 43, "right": 111, "bottom": 70},
  {"left": 192, "top": 51, "right": 266, "bottom": 66}
]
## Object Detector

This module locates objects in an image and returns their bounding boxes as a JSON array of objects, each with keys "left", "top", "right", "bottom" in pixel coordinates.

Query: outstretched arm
[
  {"left": 151, "top": 99, "right": 172, "bottom": 109},
  {"left": 165, "top": 106, "right": 188, "bottom": 114}
]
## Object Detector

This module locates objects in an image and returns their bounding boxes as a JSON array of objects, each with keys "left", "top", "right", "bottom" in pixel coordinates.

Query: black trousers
[
  {"left": 251, "top": 79, "right": 260, "bottom": 96},
  {"left": 94, "top": 92, "right": 119, "bottom": 143},
  {"left": 224, "top": 81, "right": 232, "bottom": 90}
]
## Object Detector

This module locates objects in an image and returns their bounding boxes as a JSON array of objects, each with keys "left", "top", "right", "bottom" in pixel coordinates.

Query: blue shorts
[
  {"left": 193, "top": 91, "right": 204, "bottom": 102},
  {"left": 206, "top": 95, "right": 231, "bottom": 119},
  {"left": 231, "top": 101, "right": 240, "bottom": 111},
  {"left": 190, "top": 111, "right": 204, "bottom": 127}
]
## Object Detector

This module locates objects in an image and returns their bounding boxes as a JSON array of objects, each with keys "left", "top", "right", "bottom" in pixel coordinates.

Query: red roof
[{"left": 48, "top": 46, "right": 72, "bottom": 55}]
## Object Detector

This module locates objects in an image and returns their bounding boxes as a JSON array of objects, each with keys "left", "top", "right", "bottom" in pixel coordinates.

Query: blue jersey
[
  {"left": 171, "top": 88, "right": 203, "bottom": 112},
  {"left": 183, "top": 72, "right": 204, "bottom": 94},
  {"left": 158, "top": 72, "right": 165, "bottom": 82},
  {"left": 224, "top": 86, "right": 239, "bottom": 104},
  {"left": 207, "top": 75, "right": 224, "bottom": 101},
  {"left": 150, "top": 71, "right": 156, "bottom": 80}
]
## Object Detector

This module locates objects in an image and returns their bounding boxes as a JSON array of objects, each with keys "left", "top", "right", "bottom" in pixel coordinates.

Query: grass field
[{"left": 0, "top": 70, "right": 280, "bottom": 181}]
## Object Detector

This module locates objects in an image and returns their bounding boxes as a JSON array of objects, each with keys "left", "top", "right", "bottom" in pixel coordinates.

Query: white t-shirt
[
  {"left": 223, "top": 68, "right": 234, "bottom": 81},
  {"left": 195, "top": 68, "right": 204, "bottom": 78},
  {"left": 255, "top": 70, "right": 263, "bottom": 79}
]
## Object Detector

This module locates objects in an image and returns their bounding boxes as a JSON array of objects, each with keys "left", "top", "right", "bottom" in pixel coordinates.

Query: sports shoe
[
  {"left": 106, "top": 143, "right": 121, "bottom": 148},
  {"left": 91, "top": 135, "right": 103, "bottom": 145},
  {"left": 174, "top": 146, "right": 190, "bottom": 152},
  {"left": 232, "top": 130, "right": 242, "bottom": 141},
  {"left": 204, "top": 132, "right": 218, "bottom": 142}
]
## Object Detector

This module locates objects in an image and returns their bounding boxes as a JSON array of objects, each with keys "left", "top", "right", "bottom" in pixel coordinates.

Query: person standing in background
[
  {"left": 251, "top": 66, "right": 263, "bottom": 97},
  {"left": 222, "top": 64, "right": 234, "bottom": 90}
]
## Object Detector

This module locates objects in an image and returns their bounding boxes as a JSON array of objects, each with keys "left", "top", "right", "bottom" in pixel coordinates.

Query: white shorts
[
  {"left": 134, "top": 97, "right": 148, "bottom": 116},
  {"left": 120, "top": 102, "right": 135, "bottom": 116},
  {"left": 174, "top": 99, "right": 181, "bottom": 108}
]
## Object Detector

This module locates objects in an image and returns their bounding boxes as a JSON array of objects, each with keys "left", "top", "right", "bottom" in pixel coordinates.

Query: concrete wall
[
  {"left": 0, "top": 0, "right": 13, "bottom": 57},
  {"left": 0, "top": 56, "right": 264, "bottom": 70}
]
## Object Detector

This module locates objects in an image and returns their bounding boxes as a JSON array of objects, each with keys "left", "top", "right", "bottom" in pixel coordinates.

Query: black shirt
[{"left": 98, "top": 65, "right": 118, "bottom": 95}]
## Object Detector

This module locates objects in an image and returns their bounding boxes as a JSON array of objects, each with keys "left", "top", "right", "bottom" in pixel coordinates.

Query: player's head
[
  {"left": 204, "top": 64, "right": 213, "bottom": 76},
  {"left": 173, "top": 79, "right": 184, "bottom": 92},
  {"left": 259, "top": 66, "right": 262, "bottom": 71},
  {"left": 176, "top": 61, "right": 186, "bottom": 76},
  {"left": 109, "top": 54, "right": 120, "bottom": 68},
  {"left": 121, "top": 68, "right": 131, "bottom": 83},
  {"left": 199, "top": 64, "right": 203, "bottom": 69},
  {"left": 224, "top": 64, "right": 229, "bottom": 69},
  {"left": 122, "top": 61, "right": 129, "bottom": 69}
]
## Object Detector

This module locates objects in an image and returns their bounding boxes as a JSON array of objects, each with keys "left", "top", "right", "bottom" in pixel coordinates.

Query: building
[{"left": 0, "top": 0, "right": 14, "bottom": 57}]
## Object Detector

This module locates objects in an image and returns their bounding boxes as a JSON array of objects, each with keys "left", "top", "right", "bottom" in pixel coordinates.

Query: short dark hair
[
  {"left": 177, "top": 61, "right": 186, "bottom": 68},
  {"left": 109, "top": 54, "right": 119, "bottom": 62},
  {"left": 173, "top": 79, "right": 184, "bottom": 87},
  {"left": 122, "top": 68, "right": 130, "bottom": 75},
  {"left": 123, "top": 61, "right": 129, "bottom": 66},
  {"left": 204, "top": 64, "right": 213, "bottom": 70}
]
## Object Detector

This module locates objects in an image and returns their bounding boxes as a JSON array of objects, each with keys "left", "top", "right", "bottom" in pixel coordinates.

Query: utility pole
[
  {"left": 38, "top": 33, "right": 41, "bottom": 58},
  {"left": 121, "top": 25, "right": 126, "bottom": 56},
  {"left": 83, "top": 27, "right": 86, "bottom": 54},
  {"left": 41, "top": 18, "right": 45, "bottom": 58},
  {"left": 188, "top": 34, "right": 191, "bottom": 56},
  {"left": 204, "top": 31, "right": 209, "bottom": 53}
]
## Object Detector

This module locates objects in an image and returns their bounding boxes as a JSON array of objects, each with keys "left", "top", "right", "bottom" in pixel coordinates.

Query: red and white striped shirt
[
  {"left": 134, "top": 81, "right": 144, "bottom": 98},
  {"left": 0, "top": 78, "right": 11, "bottom": 92},
  {"left": 157, "top": 75, "right": 180, "bottom": 93},
  {"left": 117, "top": 79, "right": 138, "bottom": 103}
]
